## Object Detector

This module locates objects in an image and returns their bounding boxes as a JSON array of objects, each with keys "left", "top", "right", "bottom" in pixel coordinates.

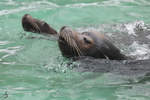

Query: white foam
[
  {"left": 129, "top": 41, "right": 150, "bottom": 60},
  {"left": 146, "top": 35, "right": 150, "bottom": 39},
  {"left": 124, "top": 21, "right": 146, "bottom": 36}
]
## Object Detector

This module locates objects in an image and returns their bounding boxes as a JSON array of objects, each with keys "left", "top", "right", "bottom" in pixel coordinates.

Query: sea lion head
[
  {"left": 58, "top": 26, "right": 99, "bottom": 58},
  {"left": 22, "top": 14, "right": 57, "bottom": 34},
  {"left": 58, "top": 26, "right": 127, "bottom": 60}
]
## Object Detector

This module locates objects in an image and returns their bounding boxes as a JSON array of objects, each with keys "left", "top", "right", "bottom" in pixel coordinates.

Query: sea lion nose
[{"left": 22, "top": 14, "right": 31, "bottom": 21}]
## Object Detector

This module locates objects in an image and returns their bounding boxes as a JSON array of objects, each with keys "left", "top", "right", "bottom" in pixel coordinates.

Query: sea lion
[
  {"left": 22, "top": 14, "right": 127, "bottom": 60},
  {"left": 22, "top": 14, "right": 57, "bottom": 35},
  {"left": 58, "top": 26, "right": 127, "bottom": 60}
]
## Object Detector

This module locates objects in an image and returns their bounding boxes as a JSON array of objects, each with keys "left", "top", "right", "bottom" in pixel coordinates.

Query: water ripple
[
  {"left": 0, "top": 41, "right": 10, "bottom": 45},
  {"left": 101, "top": 0, "right": 150, "bottom": 6},
  {"left": 0, "top": 1, "right": 59, "bottom": 16},
  {"left": 0, "top": 41, "right": 23, "bottom": 64},
  {"left": 0, "top": 0, "right": 16, "bottom": 6},
  {"left": 65, "top": 2, "right": 99, "bottom": 8},
  {"left": 1, "top": 0, "right": 149, "bottom": 16},
  {"left": 0, "top": 46, "right": 23, "bottom": 59}
]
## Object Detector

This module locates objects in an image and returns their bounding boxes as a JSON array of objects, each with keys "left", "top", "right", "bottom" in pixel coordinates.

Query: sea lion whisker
[
  {"left": 75, "top": 46, "right": 81, "bottom": 56},
  {"left": 31, "top": 22, "right": 41, "bottom": 33},
  {"left": 72, "top": 40, "right": 82, "bottom": 56},
  {"left": 66, "top": 32, "right": 70, "bottom": 44},
  {"left": 76, "top": 44, "right": 83, "bottom": 56},
  {"left": 60, "top": 31, "right": 66, "bottom": 41},
  {"left": 65, "top": 30, "right": 71, "bottom": 42},
  {"left": 64, "top": 31, "right": 69, "bottom": 40},
  {"left": 76, "top": 45, "right": 82, "bottom": 56},
  {"left": 72, "top": 44, "right": 78, "bottom": 56},
  {"left": 70, "top": 39, "right": 79, "bottom": 56},
  {"left": 70, "top": 35, "right": 83, "bottom": 56},
  {"left": 61, "top": 32, "right": 81, "bottom": 56},
  {"left": 74, "top": 40, "right": 83, "bottom": 55},
  {"left": 35, "top": 23, "right": 41, "bottom": 33},
  {"left": 66, "top": 33, "right": 80, "bottom": 56},
  {"left": 67, "top": 33, "right": 72, "bottom": 47},
  {"left": 29, "top": 20, "right": 36, "bottom": 30},
  {"left": 72, "top": 41, "right": 80, "bottom": 56},
  {"left": 65, "top": 32, "right": 73, "bottom": 49}
]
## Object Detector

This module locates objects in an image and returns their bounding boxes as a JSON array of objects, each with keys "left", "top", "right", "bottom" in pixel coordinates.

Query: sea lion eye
[{"left": 84, "top": 37, "right": 91, "bottom": 44}]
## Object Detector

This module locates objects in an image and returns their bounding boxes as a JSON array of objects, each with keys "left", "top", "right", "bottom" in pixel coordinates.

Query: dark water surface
[{"left": 0, "top": 0, "right": 150, "bottom": 100}]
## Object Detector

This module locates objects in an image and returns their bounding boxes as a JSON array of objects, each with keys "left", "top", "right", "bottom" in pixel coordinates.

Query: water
[{"left": 0, "top": 0, "right": 150, "bottom": 100}]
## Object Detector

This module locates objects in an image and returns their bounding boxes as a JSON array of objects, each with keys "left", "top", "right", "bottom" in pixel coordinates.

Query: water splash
[
  {"left": 124, "top": 21, "right": 146, "bottom": 36},
  {"left": 129, "top": 41, "right": 150, "bottom": 60}
]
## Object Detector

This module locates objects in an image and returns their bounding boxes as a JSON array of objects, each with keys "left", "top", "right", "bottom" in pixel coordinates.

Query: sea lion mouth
[{"left": 58, "top": 26, "right": 83, "bottom": 57}]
